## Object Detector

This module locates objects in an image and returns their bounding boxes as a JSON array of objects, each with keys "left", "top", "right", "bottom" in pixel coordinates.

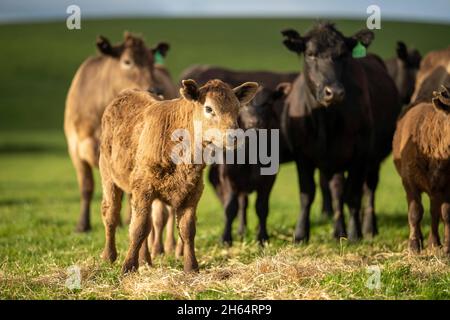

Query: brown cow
[
  {"left": 64, "top": 32, "right": 176, "bottom": 232},
  {"left": 99, "top": 79, "right": 258, "bottom": 273},
  {"left": 410, "top": 46, "right": 450, "bottom": 105},
  {"left": 393, "top": 85, "right": 450, "bottom": 254}
]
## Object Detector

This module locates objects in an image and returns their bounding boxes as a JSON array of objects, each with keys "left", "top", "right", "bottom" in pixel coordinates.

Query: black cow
[
  {"left": 281, "top": 22, "right": 400, "bottom": 242},
  {"left": 209, "top": 84, "right": 292, "bottom": 245}
]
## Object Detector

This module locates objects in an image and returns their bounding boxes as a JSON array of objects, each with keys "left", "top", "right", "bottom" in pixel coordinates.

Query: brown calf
[
  {"left": 393, "top": 86, "right": 450, "bottom": 254},
  {"left": 64, "top": 32, "right": 175, "bottom": 232},
  {"left": 99, "top": 79, "right": 258, "bottom": 273}
]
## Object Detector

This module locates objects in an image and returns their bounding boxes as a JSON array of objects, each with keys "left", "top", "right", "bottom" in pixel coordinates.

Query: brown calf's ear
[
  {"left": 233, "top": 82, "right": 259, "bottom": 105},
  {"left": 274, "top": 82, "right": 292, "bottom": 99},
  {"left": 152, "top": 42, "right": 170, "bottom": 57},
  {"left": 180, "top": 79, "right": 199, "bottom": 101},
  {"left": 96, "top": 36, "right": 122, "bottom": 57},
  {"left": 396, "top": 41, "right": 408, "bottom": 61},
  {"left": 281, "top": 28, "right": 305, "bottom": 53},
  {"left": 432, "top": 85, "right": 450, "bottom": 113}
]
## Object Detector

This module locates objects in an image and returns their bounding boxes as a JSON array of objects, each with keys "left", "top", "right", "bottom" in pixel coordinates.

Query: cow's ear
[
  {"left": 432, "top": 85, "right": 450, "bottom": 113},
  {"left": 152, "top": 42, "right": 170, "bottom": 57},
  {"left": 180, "top": 79, "right": 199, "bottom": 101},
  {"left": 396, "top": 41, "right": 408, "bottom": 61},
  {"left": 273, "top": 82, "right": 292, "bottom": 99},
  {"left": 347, "top": 29, "right": 374, "bottom": 49},
  {"left": 281, "top": 29, "right": 305, "bottom": 54},
  {"left": 96, "top": 36, "right": 122, "bottom": 57},
  {"left": 234, "top": 82, "right": 259, "bottom": 105}
]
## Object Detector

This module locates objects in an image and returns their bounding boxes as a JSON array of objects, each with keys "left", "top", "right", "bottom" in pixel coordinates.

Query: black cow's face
[
  {"left": 282, "top": 23, "right": 374, "bottom": 107},
  {"left": 238, "top": 84, "right": 291, "bottom": 130}
]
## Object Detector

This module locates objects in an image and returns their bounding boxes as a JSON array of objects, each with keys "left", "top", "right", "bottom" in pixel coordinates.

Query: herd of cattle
[{"left": 63, "top": 22, "right": 450, "bottom": 273}]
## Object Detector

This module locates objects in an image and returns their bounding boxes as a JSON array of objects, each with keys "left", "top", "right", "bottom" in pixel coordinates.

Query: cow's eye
[
  {"left": 205, "top": 106, "right": 214, "bottom": 115},
  {"left": 122, "top": 59, "right": 133, "bottom": 68}
]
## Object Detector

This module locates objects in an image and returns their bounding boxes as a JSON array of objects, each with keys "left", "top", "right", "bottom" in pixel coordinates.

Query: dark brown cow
[{"left": 281, "top": 22, "right": 400, "bottom": 242}]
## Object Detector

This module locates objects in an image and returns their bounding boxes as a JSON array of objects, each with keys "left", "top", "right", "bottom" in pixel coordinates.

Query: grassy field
[{"left": 0, "top": 18, "right": 449, "bottom": 300}]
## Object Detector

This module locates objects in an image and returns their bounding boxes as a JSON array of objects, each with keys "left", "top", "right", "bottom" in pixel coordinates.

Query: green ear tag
[
  {"left": 352, "top": 41, "right": 366, "bottom": 58},
  {"left": 154, "top": 51, "right": 165, "bottom": 65}
]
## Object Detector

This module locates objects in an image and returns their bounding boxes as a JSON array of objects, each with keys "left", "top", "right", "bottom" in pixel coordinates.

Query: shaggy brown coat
[
  {"left": 64, "top": 32, "right": 176, "bottom": 232},
  {"left": 393, "top": 86, "right": 450, "bottom": 254},
  {"left": 99, "top": 79, "right": 258, "bottom": 273}
]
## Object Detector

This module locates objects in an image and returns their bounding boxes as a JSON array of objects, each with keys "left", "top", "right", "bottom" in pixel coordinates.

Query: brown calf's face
[
  {"left": 180, "top": 79, "right": 259, "bottom": 148},
  {"left": 96, "top": 32, "right": 170, "bottom": 95},
  {"left": 282, "top": 23, "right": 374, "bottom": 107}
]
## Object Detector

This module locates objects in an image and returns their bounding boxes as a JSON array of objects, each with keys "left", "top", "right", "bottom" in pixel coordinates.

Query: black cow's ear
[
  {"left": 180, "top": 79, "right": 199, "bottom": 101},
  {"left": 152, "top": 42, "right": 170, "bottom": 57},
  {"left": 273, "top": 82, "right": 292, "bottom": 99},
  {"left": 348, "top": 29, "right": 375, "bottom": 49},
  {"left": 96, "top": 36, "right": 122, "bottom": 57},
  {"left": 234, "top": 82, "right": 259, "bottom": 105},
  {"left": 281, "top": 29, "right": 305, "bottom": 53},
  {"left": 396, "top": 41, "right": 408, "bottom": 61}
]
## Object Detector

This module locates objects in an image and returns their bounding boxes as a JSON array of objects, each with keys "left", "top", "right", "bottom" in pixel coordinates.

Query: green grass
[{"left": 0, "top": 18, "right": 449, "bottom": 299}]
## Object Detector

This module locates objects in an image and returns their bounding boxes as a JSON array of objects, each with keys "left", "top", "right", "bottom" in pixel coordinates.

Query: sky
[{"left": 1, "top": 0, "right": 450, "bottom": 24}]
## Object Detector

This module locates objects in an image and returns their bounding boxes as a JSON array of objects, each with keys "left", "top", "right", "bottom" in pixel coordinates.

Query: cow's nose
[{"left": 324, "top": 85, "right": 345, "bottom": 103}]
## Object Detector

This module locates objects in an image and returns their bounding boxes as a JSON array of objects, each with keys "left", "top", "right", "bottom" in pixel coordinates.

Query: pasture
[{"left": 0, "top": 18, "right": 449, "bottom": 299}]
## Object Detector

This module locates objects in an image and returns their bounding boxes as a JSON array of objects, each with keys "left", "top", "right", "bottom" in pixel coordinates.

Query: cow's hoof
[
  {"left": 183, "top": 262, "right": 199, "bottom": 273},
  {"left": 121, "top": 260, "right": 139, "bottom": 274},
  {"left": 409, "top": 238, "right": 423, "bottom": 254},
  {"left": 101, "top": 248, "right": 117, "bottom": 263},
  {"left": 75, "top": 223, "right": 91, "bottom": 233}
]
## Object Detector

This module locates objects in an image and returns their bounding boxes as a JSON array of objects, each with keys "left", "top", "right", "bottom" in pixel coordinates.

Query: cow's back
[
  {"left": 361, "top": 54, "right": 401, "bottom": 162},
  {"left": 179, "top": 65, "right": 297, "bottom": 89},
  {"left": 411, "top": 46, "right": 450, "bottom": 104},
  {"left": 65, "top": 56, "right": 118, "bottom": 140}
]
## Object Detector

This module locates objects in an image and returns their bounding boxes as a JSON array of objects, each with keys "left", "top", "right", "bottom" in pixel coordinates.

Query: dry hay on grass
[{"left": 3, "top": 245, "right": 448, "bottom": 299}]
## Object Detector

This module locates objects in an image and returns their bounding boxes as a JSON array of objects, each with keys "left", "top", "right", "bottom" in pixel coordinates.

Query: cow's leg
[
  {"left": 255, "top": 183, "right": 273, "bottom": 245},
  {"left": 122, "top": 192, "right": 153, "bottom": 274},
  {"left": 362, "top": 164, "right": 380, "bottom": 237},
  {"left": 100, "top": 180, "right": 123, "bottom": 263},
  {"left": 175, "top": 237, "right": 184, "bottom": 259},
  {"left": 329, "top": 173, "right": 346, "bottom": 239},
  {"left": 124, "top": 193, "right": 132, "bottom": 225},
  {"left": 294, "top": 160, "right": 315, "bottom": 243},
  {"left": 429, "top": 195, "right": 442, "bottom": 249},
  {"left": 320, "top": 171, "right": 333, "bottom": 218},
  {"left": 405, "top": 184, "right": 424, "bottom": 253},
  {"left": 442, "top": 201, "right": 450, "bottom": 255},
  {"left": 221, "top": 192, "right": 239, "bottom": 246},
  {"left": 71, "top": 152, "right": 94, "bottom": 232},
  {"left": 345, "top": 166, "right": 365, "bottom": 242},
  {"left": 237, "top": 193, "right": 248, "bottom": 238},
  {"left": 164, "top": 205, "right": 176, "bottom": 253},
  {"left": 150, "top": 199, "right": 166, "bottom": 257},
  {"left": 176, "top": 183, "right": 203, "bottom": 273}
]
